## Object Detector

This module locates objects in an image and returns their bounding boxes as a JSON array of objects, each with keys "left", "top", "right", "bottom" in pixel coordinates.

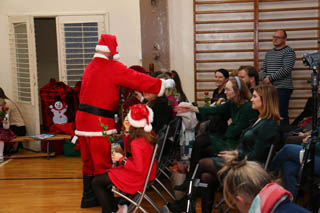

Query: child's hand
[{"left": 112, "top": 152, "right": 123, "bottom": 162}]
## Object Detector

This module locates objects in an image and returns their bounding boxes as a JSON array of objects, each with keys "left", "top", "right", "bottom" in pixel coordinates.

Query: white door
[{"left": 8, "top": 16, "right": 40, "bottom": 150}]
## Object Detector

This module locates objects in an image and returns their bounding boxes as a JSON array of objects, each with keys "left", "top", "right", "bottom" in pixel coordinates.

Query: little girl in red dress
[{"left": 91, "top": 104, "right": 157, "bottom": 213}]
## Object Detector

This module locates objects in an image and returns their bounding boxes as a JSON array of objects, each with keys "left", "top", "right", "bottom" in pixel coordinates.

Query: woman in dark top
[
  {"left": 143, "top": 92, "right": 172, "bottom": 134},
  {"left": 174, "top": 77, "right": 257, "bottom": 188},
  {"left": 211, "top": 68, "right": 229, "bottom": 105},
  {"left": 198, "top": 84, "right": 281, "bottom": 212}
]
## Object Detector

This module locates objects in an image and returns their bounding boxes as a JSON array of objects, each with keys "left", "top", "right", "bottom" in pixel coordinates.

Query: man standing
[
  {"left": 75, "top": 34, "right": 174, "bottom": 208},
  {"left": 261, "top": 30, "right": 296, "bottom": 126},
  {"left": 237, "top": 65, "right": 259, "bottom": 93}
]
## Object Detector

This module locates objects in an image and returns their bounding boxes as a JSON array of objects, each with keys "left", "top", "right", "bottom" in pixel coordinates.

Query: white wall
[
  {"left": 0, "top": 0, "right": 196, "bottom": 101},
  {"left": 168, "top": 0, "right": 194, "bottom": 102},
  {"left": 0, "top": 0, "right": 142, "bottom": 97}
]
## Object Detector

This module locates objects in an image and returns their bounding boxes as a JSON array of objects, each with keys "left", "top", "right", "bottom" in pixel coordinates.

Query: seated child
[{"left": 91, "top": 104, "right": 157, "bottom": 213}]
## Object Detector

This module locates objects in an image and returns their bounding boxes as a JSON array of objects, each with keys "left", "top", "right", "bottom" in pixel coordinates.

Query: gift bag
[
  {"left": 40, "top": 78, "right": 75, "bottom": 131},
  {"left": 40, "top": 79, "right": 76, "bottom": 154},
  {"left": 170, "top": 171, "right": 187, "bottom": 200}
]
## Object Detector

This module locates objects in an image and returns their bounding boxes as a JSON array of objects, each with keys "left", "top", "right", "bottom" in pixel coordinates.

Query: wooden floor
[{"left": 0, "top": 149, "right": 236, "bottom": 213}]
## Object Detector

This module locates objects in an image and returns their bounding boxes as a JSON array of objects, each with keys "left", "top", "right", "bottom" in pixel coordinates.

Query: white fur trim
[
  {"left": 144, "top": 124, "right": 152, "bottom": 132},
  {"left": 95, "top": 45, "right": 110, "bottom": 53},
  {"left": 158, "top": 79, "right": 166, "bottom": 97},
  {"left": 75, "top": 129, "right": 117, "bottom": 137},
  {"left": 127, "top": 105, "right": 154, "bottom": 129},
  {"left": 113, "top": 54, "right": 120, "bottom": 61},
  {"left": 93, "top": 53, "right": 109, "bottom": 60}
]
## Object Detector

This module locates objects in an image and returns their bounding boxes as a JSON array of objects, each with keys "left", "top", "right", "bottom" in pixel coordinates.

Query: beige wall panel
[
  {"left": 196, "top": 13, "right": 254, "bottom": 21},
  {"left": 197, "top": 43, "right": 254, "bottom": 50},
  {"left": 259, "top": 21, "right": 317, "bottom": 29},
  {"left": 197, "top": 82, "right": 217, "bottom": 91},
  {"left": 196, "top": 3, "right": 252, "bottom": 11},
  {"left": 197, "top": 32, "right": 254, "bottom": 40},
  {"left": 197, "top": 23, "right": 254, "bottom": 31},
  {"left": 197, "top": 62, "right": 252, "bottom": 70},
  {"left": 292, "top": 89, "right": 312, "bottom": 98},
  {"left": 260, "top": 0, "right": 316, "bottom": 9},
  {"left": 197, "top": 52, "right": 254, "bottom": 60},
  {"left": 290, "top": 99, "right": 308, "bottom": 109},
  {"left": 292, "top": 70, "right": 312, "bottom": 79},
  {"left": 197, "top": 72, "right": 216, "bottom": 80}
]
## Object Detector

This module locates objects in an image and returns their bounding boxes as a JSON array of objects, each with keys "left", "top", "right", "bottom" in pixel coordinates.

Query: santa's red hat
[
  {"left": 128, "top": 104, "right": 154, "bottom": 132},
  {"left": 95, "top": 34, "right": 120, "bottom": 61}
]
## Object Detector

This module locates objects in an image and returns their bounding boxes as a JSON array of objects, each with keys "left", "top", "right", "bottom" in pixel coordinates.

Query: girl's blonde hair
[
  {"left": 218, "top": 150, "right": 271, "bottom": 207},
  {"left": 229, "top": 76, "right": 252, "bottom": 107},
  {"left": 254, "top": 84, "right": 281, "bottom": 120}
]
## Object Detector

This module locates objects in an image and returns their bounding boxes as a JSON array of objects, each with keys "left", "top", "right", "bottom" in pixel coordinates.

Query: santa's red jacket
[
  {"left": 75, "top": 53, "right": 166, "bottom": 175},
  {"left": 75, "top": 53, "right": 166, "bottom": 136}
]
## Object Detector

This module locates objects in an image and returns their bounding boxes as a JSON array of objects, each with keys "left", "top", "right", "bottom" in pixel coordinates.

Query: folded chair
[
  {"left": 158, "top": 117, "right": 182, "bottom": 180},
  {"left": 150, "top": 123, "right": 177, "bottom": 203}
]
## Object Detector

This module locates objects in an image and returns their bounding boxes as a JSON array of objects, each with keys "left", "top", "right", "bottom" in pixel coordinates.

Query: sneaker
[{"left": 0, "top": 157, "right": 4, "bottom": 163}]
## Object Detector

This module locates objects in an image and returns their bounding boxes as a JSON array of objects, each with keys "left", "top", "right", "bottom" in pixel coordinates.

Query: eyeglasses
[{"left": 273, "top": 36, "right": 285, "bottom": 39}]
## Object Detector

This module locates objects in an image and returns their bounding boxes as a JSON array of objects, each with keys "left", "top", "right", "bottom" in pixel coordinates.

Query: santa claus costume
[
  {"left": 75, "top": 34, "right": 174, "bottom": 208},
  {"left": 91, "top": 104, "right": 157, "bottom": 213}
]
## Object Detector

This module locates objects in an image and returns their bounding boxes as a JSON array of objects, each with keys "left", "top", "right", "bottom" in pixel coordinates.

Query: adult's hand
[
  {"left": 174, "top": 105, "right": 199, "bottom": 113},
  {"left": 217, "top": 150, "right": 233, "bottom": 158},
  {"left": 134, "top": 91, "right": 144, "bottom": 102},
  {"left": 263, "top": 77, "right": 271, "bottom": 84}
]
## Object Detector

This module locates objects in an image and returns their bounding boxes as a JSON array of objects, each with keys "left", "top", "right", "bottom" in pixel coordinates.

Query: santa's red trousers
[{"left": 79, "top": 136, "right": 112, "bottom": 176}]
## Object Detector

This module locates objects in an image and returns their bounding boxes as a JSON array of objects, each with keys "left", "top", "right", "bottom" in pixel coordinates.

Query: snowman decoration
[{"left": 50, "top": 96, "right": 68, "bottom": 124}]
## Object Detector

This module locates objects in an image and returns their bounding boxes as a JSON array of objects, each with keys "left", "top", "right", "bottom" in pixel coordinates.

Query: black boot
[
  {"left": 81, "top": 175, "right": 100, "bottom": 208},
  {"left": 167, "top": 195, "right": 196, "bottom": 213},
  {"left": 168, "top": 185, "right": 198, "bottom": 213},
  {"left": 200, "top": 185, "right": 215, "bottom": 213},
  {"left": 92, "top": 173, "right": 118, "bottom": 213}
]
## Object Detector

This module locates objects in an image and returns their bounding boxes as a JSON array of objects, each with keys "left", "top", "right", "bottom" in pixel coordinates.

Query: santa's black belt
[{"left": 78, "top": 104, "right": 115, "bottom": 118}]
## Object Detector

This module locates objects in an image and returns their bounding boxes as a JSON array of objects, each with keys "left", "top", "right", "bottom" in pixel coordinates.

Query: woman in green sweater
[
  {"left": 199, "top": 84, "right": 281, "bottom": 213},
  {"left": 174, "top": 76, "right": 257, "bottom": 191}
]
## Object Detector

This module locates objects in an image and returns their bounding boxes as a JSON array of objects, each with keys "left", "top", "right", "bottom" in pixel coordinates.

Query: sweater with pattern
[{"left": 261, "top": 46, "right": 296, "bottom": 89}]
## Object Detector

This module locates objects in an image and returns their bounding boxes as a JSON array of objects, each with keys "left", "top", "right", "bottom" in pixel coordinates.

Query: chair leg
[
  {"left": 151, "top": 184, "right": 169, "bottom": 203},
  {"left": 155, "top": 177, "right": 176, "bottom": 200}
]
